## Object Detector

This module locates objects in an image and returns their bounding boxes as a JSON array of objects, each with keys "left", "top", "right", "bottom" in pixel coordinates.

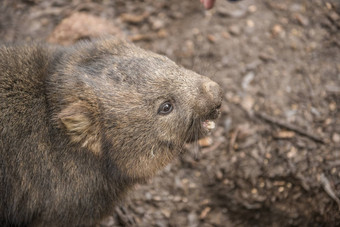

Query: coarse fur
[{"left": 0, "top": 38, "right": 222, "bottom": 226}]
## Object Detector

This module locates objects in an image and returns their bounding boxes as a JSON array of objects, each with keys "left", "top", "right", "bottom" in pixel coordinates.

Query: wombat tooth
[{"left": 206, "top": 120, "right": 216, "bottom": 130}]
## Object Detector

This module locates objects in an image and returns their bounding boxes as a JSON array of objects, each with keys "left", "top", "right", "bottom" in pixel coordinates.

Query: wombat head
[{"left": 50, "top": 38, "right": 222, "bottom": 180}]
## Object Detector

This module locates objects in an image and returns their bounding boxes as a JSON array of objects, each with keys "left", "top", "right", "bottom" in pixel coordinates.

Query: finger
[{"left": 203, "top": 0, "right": 216, "bottom": 9}]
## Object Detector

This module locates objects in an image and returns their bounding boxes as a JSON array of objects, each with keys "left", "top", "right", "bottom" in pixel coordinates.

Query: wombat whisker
[
  {"left": 184, "top": 117, "right": 201, "bottom": 159},
  {"left": 192, "top": 142, "right": 200, "bottom": 160},
  {"left": 194, "top": 118, "right": 202, "bottom": 159}
]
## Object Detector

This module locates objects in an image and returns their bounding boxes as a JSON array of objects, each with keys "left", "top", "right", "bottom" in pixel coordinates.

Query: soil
[{"left": 1, "top": 0, "right": 340, "bottom": 226}]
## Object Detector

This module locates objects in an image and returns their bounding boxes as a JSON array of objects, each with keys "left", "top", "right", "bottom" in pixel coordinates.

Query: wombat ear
[
  {"left": 58, "top": 101, "right": 102, "bottom": 154},
  {"left": 58, "top": 102, "right": 92, "bottom": 137}
]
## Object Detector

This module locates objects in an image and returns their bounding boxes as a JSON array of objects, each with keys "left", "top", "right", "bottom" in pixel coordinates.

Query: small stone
[
  {"left": 215, "top": 170, "right": 223, "bottom": 180},
  {"left": 218, "top": 8, "right": 246, "bottom": 18},
  {"left": 135, "top": 207, "right": 145, "bottom": 214},
  {"left": 332, "top": 133, "right": 340, "bottom": 143},
  {"left": 207, "top": 34, "right": 216, "bottom": 43},
  {"left": 161, "top": 209, "right": 171, "bottom": 218},
  {"left": 326, "top": 2, "right": 333, "bottom": 10},
  {"left": 248, "top": 5, "right": 257, "bottom": 13},
  {"left": 207, "top": 211, "right": 222, "bottom": 225},
  {"left": 200, "top": 199, "right": 210, "bottom": 206},
  {"left": 241, "top": 95, "right": 255, "bottom": 113},
  {"left": 330, "top": 12, "right": 340, "bottom": 23},
  {"left": 220, "top": 56, "right": 230, "bottom": 67},
  {"left": 192, "top": 28, "right": 200, "bottom": 35},
  {"left": 294, "top": 13, "right": 309, "bottom": 26},
  {"left": 157, "top": 29, "right": 168, "bottom": 38},
  {"left": 246, "top": 19, "right": 255, "bottom": 28},
  {"left": 259, "top": 53, "right": 276, "bottom": 62},
  {"left": 223, "top": 179, "right": 230, "bottom": 184},
  {"left": 188, "top": 211, "right": 199, "bottom": 227},
  {"left": 272, "top": 24, "right": 284, "bottom": 37},
  {"left": 242, "top": 72, "right": 255, "bottom": 90},
  {"left": 153, "top": 196, "right": 161, "bottom": 201},
  {"left": 324, "top": 118, "right": 332, "bottom": 125},
  {"left": 189, "top": 182, "right": 197, "bottom": 188},
  {"left": 325, "top": 84, "right": 340, "bottom": 93},
  {"left": 181, "top": 178, "right": 189, "bottom": 184},
  {"left": 289, "top": 3, "right": 305, "bottom": 13},
  {"left": 259, "top": 181, "right": 265, "bottom": 188},
  {"left": 287, "top": 146, "right": 297, "bottom": 158},
  {"left": 229, "top": 25, "right": 241, "bottom": 36},
  {"left": 151, "top": 18, "right": 165, "bottom": 30},
  {"left": 198, "top": 137, "right": 213, "bottom": 147},
  {"left": 329, "top": 101, "right": 337, "bottom": 111},
  {"left": 145, "top": 192, "right": 152, "bottom": 200},
  {"left": 179, "top": 40, "right": 195, "bottom": 57},
  {"left": 331, "top": 167, "right": 337, "bottom": 174},
  {"left": 224, "top": 117, "right": 232, "bottom": 134},
  {"left": 246, "top": 60, "right": 262, "bottom": 70},
  {"left": 221, "top": 31, "right": 230, "bottom": 39},
  {"left": 173, "top": 196, "right": 182, "bottom": 202}
]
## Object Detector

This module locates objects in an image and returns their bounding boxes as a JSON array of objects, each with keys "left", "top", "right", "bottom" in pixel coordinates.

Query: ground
[{"left": 1, "top": 0, "right": 340, "bottom": 226}]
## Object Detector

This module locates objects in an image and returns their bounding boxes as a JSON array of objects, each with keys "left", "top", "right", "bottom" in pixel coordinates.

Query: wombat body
[{"left": 0, "top": 38, "right": 222, "bottom": 226}]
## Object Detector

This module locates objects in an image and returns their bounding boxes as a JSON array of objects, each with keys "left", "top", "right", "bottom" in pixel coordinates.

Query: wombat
[{"left": 0, "top": 38, "right": 222, "bottom": 226}]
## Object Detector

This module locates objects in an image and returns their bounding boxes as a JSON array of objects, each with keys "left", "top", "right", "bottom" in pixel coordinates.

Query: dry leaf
[{"left": 199, "top": 207, "right": 211, "bottom": 219}]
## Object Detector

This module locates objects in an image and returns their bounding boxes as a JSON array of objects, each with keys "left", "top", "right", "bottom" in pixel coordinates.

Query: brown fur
[{"left": 0, "top": 38, "right": 222, "bottom": 226}]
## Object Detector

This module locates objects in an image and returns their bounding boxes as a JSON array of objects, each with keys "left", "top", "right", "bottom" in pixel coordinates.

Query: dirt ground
[{"left": 1, "top": 0, "right": 340, "bottom": 226}]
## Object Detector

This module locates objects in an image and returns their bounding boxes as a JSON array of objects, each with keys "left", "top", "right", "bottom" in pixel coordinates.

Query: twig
[
  {"left": 229, "top": 128, "right": 239, "bottom": 152},
  {"left": 255, "top": 112, "right": 326, "bottom": 144},
  {"left": 320, "top": 173, "right": 340, "bottom": 211}
]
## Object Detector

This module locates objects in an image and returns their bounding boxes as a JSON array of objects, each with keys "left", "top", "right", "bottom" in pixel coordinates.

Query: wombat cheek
[{"left": 116, "top": 147, "right": 176, "bottom": 180}]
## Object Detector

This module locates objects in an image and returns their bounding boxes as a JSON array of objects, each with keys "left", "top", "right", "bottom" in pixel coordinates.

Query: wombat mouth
[
  {"left": 202, "top": 105, "right": 221, "bottom": 132},
  {"left": 186, "top": 107, "right": 221, "bottom": 143}
]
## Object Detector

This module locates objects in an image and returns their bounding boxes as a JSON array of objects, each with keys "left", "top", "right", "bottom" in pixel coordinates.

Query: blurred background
[{"left": 1, "top": 0, "right": 339, "bottom": 226}]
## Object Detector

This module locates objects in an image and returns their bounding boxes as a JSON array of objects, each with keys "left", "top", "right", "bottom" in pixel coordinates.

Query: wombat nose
[{"left": 202, "top": 81, "right": 223, "bottom": 108}]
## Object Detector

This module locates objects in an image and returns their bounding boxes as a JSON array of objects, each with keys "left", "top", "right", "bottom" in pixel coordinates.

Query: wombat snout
[
  {"left": 195, "top": 80, "right": 223, "bottom": 121},
  {"left": 202, "top": 80, "right": 223, "bottom": 110}
]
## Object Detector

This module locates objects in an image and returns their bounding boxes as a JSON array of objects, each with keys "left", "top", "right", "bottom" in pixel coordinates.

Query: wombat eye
[{"left": 158, "top": 102, "right": 173, "bottom": 115}]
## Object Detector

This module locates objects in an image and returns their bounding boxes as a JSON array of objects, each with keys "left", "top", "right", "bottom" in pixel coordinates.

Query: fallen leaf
[{"left": 199, "top": 207, "right": 211, "bottom": 219}]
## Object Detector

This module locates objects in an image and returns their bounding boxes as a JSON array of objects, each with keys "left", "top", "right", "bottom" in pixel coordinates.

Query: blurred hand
[{"left": 200, "top": 0, "right": 216, "bottom": 10}]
